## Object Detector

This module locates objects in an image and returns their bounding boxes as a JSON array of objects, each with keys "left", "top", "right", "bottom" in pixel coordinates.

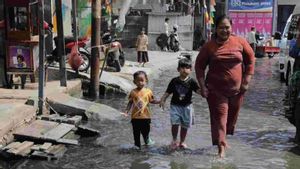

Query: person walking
[
  {"left": 160, "top": 58, "right": 201, "bottom": 149},
  {"left": 123, "top": 71, "right": 160, "bottom": 149},
  {"left": 195, "top": 15, "right": 255, "bottom": 158},
  {"left": 247, "top": 26, "right": 257, "bottom": 53},
  {"left": 164, "top": 18, "right": 170, "bottom": 37},
  {"left": 136, "top": 29, "right": 149, "bottom": 67},
  {"left": 164, "top": 18, "right": 170, "bottom": 51}
]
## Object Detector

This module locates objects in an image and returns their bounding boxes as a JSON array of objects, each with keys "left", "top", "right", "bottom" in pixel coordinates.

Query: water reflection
[
  {"left": 0, "top": 57, "right": 299, "bottom": 169},
  {"left": 235, "top": 130, "right": 296, "bottom": 151}
]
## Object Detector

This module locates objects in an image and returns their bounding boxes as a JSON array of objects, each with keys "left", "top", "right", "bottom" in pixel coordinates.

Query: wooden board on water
[
  {"left": 42, "top": 123, "right": 75, "bottom": 141},
  {"left": 14, "top": 120, "right": 59, "bottom": 139}
]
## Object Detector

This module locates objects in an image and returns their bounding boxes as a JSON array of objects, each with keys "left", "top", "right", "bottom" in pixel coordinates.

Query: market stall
[{"left": 5, "top": 0, "right": 39, "bottom": 89}]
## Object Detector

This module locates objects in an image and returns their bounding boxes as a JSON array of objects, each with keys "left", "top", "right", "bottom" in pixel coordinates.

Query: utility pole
[
  {"left": 38, "top": 0, "right": 45, "bottom": 115},
  {"left": 55, "top": 0, "right": 67, "bottom": 87},
  {"left": 89, "top": 0, "right": 101, "bottom": 99},
  {"left": 72, "top": 0, "right": 78, "bottom": 43}
]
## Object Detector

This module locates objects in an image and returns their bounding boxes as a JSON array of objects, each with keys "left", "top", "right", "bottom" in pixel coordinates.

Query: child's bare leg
[
  {"left": 170, "top": 125, "right": 179, "bottom": 149},
  {"left": 179, "top": 127, "right": 188, "bottom": 147},
  {"left": 172, "top": 125, "right": 179, "bottom": 141}
]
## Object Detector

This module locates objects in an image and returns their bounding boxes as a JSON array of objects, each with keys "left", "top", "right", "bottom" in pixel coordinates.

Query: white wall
[{"left": 278, "top": 0, "right": 299, "bottom": 5}]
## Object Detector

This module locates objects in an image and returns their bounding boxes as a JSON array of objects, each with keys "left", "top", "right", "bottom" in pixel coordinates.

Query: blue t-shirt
[{"left": 289, "top": 39, "right": 300, "bottom": 58}]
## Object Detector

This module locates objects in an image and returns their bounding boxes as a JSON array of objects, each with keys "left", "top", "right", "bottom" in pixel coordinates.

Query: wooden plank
[
  {"left": 40, "top": 142, "right": 52, "bottom": 151},
  {"left": 31, "top": 150, "right": 52, "bottom": 160},
  {"left": 46, "top": 144, "right": 67, "bottom": 156},
  {"left": 14, "top": 120, "right": 59, "bottom": 139},
  {"left": 42, "top": 123, "right": 75, "bottom": 141},
  {"left": 57, "top": 138, "right": 79, "bottom": 145},
  {"left": 67, "top": 115, "right": 82, "bottom": 125},
  {"left": 4, "top": 142, "right": 21, "bottom": 150},
  {"left": 7, "top": 141, "right": 34, "bottom": 156},
  {"left": 30, "top": 145, "right": 41, "bottom": 151},
  {"left": 40, "top": 115, "right": 82, "bottom": 125}
]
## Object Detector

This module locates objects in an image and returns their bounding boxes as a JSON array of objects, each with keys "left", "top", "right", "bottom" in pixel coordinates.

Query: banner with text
[{"left": 228, "top": 0, "right": 274, "bottom": 38}]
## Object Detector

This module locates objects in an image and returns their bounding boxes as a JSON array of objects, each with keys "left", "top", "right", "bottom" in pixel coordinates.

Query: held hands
[
  {"left": 240, "top": 83, "right": 249, "bottom": 94},
  {"left": 120, "top": 111, "right": 129, "bottom": 117},
  {"left": 200, "top": 86, "right": 209, "bottom": 98},
  {"left": 159, "top": 100, "right": 166, "bottom": 110}
]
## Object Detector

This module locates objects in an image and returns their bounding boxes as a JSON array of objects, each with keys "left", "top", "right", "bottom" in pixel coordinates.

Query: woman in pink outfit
[{"left": 195, "top": 15, "right": 255, "bottom": 158}]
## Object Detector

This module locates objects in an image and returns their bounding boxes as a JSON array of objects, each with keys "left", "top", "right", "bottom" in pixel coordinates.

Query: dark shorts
[{"left": 137, "top": 51, "right": 149, "bottom": 63}]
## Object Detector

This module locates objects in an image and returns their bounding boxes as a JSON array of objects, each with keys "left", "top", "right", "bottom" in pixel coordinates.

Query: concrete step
[{"left": 0, "top": 104, "right": 36, "bottom": 145}]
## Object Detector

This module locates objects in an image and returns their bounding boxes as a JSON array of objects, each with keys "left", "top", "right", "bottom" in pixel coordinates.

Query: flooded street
[{"left": 1, "top": 57, "right": 300, "bottom": 169}]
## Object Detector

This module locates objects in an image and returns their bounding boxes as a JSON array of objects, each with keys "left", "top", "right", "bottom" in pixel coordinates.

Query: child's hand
[
  {"left": 159, "top": 101, "right": 165, "bottom": 110},
  {"left": 120, "top": 112, "right": 129, "bottom": 117}
]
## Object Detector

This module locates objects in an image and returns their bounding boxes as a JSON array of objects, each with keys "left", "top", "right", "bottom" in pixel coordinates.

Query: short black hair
[
  {"left": 17, "top": 55, "right": 24, "bottom": 61},
  {"left": 133, "top": 70, "right": 148, "bottom": 82},
  {"left": 165, "top": 18, "right": 169, "bottom": 22},
  {"left": 215, "top": 15, "right": 232, "bottom": 28},
  {"left": 178, "top": 58, "right": 192, "bottom": 68}
]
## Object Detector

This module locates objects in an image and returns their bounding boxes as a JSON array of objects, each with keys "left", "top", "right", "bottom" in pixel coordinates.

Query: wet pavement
[{"left": 1, "top": 56, "right": 300, "bottom": 169}]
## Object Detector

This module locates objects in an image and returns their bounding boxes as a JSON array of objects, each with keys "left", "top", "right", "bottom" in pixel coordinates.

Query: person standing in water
[{"left": 195, "top": 15, "right": 255, "bottom": 158}]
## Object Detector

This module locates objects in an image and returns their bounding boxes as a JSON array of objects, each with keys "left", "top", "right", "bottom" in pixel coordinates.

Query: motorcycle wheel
[
  {"left": 114, "top": 60, "right": 121, "bottom": 72},
  {"left": 119, "top": 52, "right": 125, "bottom": 67},
  {"left": 173, "top": 45, "right": 179, "bottom": 52},
  {"left": 78, "top": 52, "right": 90, "bottom": 72},
  {"left": 106, "top": 53, "right": 114, "bottom": 67}
]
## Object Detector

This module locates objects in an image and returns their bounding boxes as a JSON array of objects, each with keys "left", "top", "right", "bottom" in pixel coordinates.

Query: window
[
  {"left": 288, "top": 14, "right": 300, "bottom": 39},
  {"left": 30, "top": 2, "right": 39, "bottom": 35},
  {"left": 8, "top": 7, "right": 28, "bottom": 31}
]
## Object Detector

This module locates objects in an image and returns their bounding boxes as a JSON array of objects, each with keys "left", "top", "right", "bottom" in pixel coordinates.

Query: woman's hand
[
  {"left": 240, "top": 83, "right": 249, "bottom": 93},
  {"left": 240, "top": 74, "right": 252, "bottom": 93},
  {"left": 200, "top": 86, "right": 209, "bottom": 98}
]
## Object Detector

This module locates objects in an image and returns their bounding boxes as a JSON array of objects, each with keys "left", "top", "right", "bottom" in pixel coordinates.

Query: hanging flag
[
  {"left": 204, "top": 6, "right": 210, "bottom": 23},
  {"left": 210, "top": 0, "right": 216, "bottom": 6},
  {"left": 105, "top": 0, "right": 112, "bottom": 15}
]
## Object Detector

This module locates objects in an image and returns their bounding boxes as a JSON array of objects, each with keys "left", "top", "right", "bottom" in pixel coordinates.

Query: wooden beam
[{"left": 42, "top": 123, "right": 76, "bottom": 141}]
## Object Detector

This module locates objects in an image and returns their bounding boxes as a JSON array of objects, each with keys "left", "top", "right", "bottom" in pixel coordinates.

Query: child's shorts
[{"left": 170, "top": 104, "right": 194, "bottom": 128}]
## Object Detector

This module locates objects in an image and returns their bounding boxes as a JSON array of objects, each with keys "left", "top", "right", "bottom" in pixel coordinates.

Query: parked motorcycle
[
  {"left": 169, "top": 26, "right": 180, "bottom": 52},
  {"left": 101, "top": 32, "right": 125, "bottom": 72},
  {"left": 45, "top": 24, "right": 91, "bottom": 72},
  {"left": 156, "top": 25, "right": 179, "bottom": 52}
]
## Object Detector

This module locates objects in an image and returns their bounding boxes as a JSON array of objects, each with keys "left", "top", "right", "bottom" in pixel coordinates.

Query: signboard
[
  {"left": 5, "top": 42, "right": 39, "bottom": 73},
  {"left": 228, "top": 0, "right": 274, "bottom": 38},
  {"left": 229, "top": 0, "right": 273, "bottom": 11},
  {"left": 8, "top": 45, "right": 31, "bottom": 69},
  {"left": 229, "top": 12, "right": 273, "bottom": 37}
]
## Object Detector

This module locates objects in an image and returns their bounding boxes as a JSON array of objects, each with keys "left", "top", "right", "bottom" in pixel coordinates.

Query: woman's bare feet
[{"left": 218, "top": 145, "right": 225, "bottom": 158}]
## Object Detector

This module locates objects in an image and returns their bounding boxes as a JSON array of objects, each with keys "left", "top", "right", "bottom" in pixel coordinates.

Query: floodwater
[{"left": 1, "top": 57, "right": 300, "bottom": 169}]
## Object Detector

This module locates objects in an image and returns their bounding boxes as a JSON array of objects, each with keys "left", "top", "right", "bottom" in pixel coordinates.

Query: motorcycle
[
  {"left": 169, "top": 30, "right": 179, "bottom": 52},
  {"left": 100, "top": 32, "right": 125, "bottom": 72},
  {"left": 45, "top": 24, "right": 91, "bottom": 72}
]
